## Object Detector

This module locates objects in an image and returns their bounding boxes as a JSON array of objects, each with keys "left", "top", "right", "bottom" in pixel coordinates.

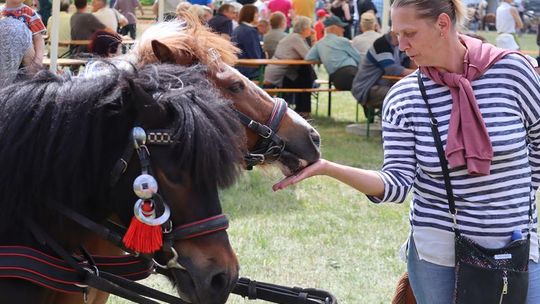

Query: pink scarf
[{"left": 420, "top": 35, "right": 516, "bottom": 176}]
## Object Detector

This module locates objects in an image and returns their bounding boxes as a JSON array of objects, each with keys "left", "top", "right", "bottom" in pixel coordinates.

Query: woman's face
[{"left": 391, "top": 6, "right": 442, "bottom": 67}]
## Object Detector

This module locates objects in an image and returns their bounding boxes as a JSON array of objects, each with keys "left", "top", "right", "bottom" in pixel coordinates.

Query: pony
[
  {"left": 0, "top": 62, "right": 247, "bottom": 304},
  {"left": 131, "top": 15, "right": 322, "bottom": 175}
]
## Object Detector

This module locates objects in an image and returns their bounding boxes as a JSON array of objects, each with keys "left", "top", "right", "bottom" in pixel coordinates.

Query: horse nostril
[
  {"left": 210, "top": 272, "right": 228, "bottom": 292},
  {"left": 310, "top": 129, "right": 321, "bottom": 147}
]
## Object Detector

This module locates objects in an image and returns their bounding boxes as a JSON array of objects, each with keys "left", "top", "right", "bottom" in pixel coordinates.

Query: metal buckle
[
  {"left": 153, "top": 247, "right": 186, "bottom": 270},
  {"left": 259, "top": 126, "right": 273, "bottom": 139},
  {"left": 451, "top": 213, "right": 458, "bottom": 230}
]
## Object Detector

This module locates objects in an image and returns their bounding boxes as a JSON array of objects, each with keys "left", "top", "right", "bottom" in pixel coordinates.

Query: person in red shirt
[
  {"left": 314, "top": 8, "right": 328, "bottom": 41},
  {"left": 1, "top": 0, "right": 46, "bottom": 69},
  {"left": 267, "top": 0, "right": 292, "bottom": 28}
]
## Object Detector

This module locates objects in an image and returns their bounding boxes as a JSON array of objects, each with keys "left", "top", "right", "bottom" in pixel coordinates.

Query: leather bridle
[
  {"left": 235, "top": 97, "right": 288, "bottom": 170},
  {"left": 108, "top": 126, "right": 230, "bottom": 271}
]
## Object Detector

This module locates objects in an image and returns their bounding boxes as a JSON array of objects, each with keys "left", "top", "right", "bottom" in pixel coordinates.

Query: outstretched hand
[{"left": 272, "top": 159, "right": 327, "bottom": 191}]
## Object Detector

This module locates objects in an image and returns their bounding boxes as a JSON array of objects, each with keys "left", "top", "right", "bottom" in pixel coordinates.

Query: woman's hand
[{"left": 273, "top": 159, "right": 328, "bottom": 191}]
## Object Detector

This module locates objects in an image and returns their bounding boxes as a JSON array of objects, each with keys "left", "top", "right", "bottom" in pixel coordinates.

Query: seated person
[
  {"left": 71, "top": 0, "right": 108, "bottom": 53},
  {"left": 257, "top": 19, "right": 270, "bottom": 41},
  {"left": 232, "top": 4, "right": 264, "bottom": 79},
  {"left": 263, "top": 11, "right": 287, "bottom": 59},
  {"left": 351, "top": 12, "right": 381, "bottom": 55},
  {"left": 88, "top": 30, "right": 122, "bottom": 57},
  {"left": 0, "top": 17, "right": 35, "bottom": 84},
  {"left": 187, "top": 4, "right": 213, "bottom": 25},
  {"left": 208, "top": 3, "right": 236, "bottom": 37},
  {"left": 351, "top": 31, "right": 415, "bottom": 110},
  {"left": 264, "top": 16, "right": 316, "bottom": 118},
  {"left": 305, "top": 15, "right": 361, "bottom": 90}
]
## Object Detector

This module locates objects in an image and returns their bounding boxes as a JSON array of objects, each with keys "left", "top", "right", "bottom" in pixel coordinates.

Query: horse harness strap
[
  {"left": 4, "top": 207, "right": 338, "bottom": 304},
  {"left": 19, "top": 217, "right": 189, "bottom": 304},
  {"left": 235, "top": 98, "right": 288, "bottom": 169}
]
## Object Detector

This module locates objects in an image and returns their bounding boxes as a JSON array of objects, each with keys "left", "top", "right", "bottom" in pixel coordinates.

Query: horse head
[
  {"left": 132, "top": 16, "right": 321, "bottom": 176},
  {"left": 109, "top": 64, "right": 245, "bottom": 304}
]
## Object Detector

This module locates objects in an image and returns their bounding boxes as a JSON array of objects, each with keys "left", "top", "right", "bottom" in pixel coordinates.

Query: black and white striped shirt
[{"left": 370, "top": 54, "right": 540, "bottom": 266}]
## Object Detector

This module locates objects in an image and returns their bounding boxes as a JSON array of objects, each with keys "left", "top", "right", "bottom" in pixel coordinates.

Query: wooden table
[
  {"left": 42, "top": 58, "right": 87, "bottom": 67},
  {"left": 57, "top": 39, "right": 136, "bottom": 46}
]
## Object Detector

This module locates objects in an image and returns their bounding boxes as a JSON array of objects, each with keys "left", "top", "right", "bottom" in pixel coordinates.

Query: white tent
[{"left": 48, "top": 0, "right": 60, "bottom": 72}]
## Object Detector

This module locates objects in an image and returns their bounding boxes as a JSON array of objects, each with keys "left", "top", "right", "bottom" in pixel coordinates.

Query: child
[
  {"left": 314, "top": 8, "right": 328, "bottom": 41},
  {"left": 1, "top": 0, "right": 46, "bottom": 69}
]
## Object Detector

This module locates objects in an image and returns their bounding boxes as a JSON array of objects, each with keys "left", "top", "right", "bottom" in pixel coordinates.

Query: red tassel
[{"left": 123, "top": 201, "right": 163, "bottom": 253}]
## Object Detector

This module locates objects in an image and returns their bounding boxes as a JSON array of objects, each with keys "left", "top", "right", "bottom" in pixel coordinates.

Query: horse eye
[{"left": 228, "top": 82, "right": 245, "bottom": 93}]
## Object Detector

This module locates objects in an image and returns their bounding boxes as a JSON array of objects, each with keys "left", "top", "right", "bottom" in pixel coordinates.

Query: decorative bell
[
  {"left": 133, "top": 174, "right": 158, "bottom": 199},
  {"left": 132, "top": 127, "right": 147, "bottom": 149}
]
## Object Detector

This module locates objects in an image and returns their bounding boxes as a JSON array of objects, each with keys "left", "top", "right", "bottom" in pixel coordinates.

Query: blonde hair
[{"left": 391, "top": 0, "right": 467, "bottom": 31}]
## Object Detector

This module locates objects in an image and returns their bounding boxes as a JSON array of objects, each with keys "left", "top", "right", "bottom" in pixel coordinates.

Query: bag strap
[
  {"left": 416, "top": 72, "right": 533, "bottom": 237},
  {"left": 416, "top": 72, "right": 458, "bottom": 227}
]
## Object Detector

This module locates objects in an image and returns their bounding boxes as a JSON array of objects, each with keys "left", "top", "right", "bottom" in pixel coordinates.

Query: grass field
[{"left": 108, "top": 32, "right": 540, "bottom": 303}]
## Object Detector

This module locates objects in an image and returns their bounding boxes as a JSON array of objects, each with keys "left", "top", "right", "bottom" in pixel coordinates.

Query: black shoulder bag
[{"left": 417, "top": 72, "right": 531, "bottom": 304}]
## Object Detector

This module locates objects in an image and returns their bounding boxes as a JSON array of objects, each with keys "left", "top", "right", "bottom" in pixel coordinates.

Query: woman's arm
[
  {"left": 342, "top": 2, "right": 351, "bottom": 21},
  {"left": 273, "top": 159, "right": 385, "bottom": 198}
]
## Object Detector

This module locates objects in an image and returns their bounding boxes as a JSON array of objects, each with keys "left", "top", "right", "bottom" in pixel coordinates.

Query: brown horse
[{"left": 132, "top": 15, "right": 321, "bottom": 175}]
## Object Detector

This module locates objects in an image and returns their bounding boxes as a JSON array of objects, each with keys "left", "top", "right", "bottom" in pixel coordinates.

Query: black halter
[{"left": 235, "top": 97, "right": 288, "bottom": 170}]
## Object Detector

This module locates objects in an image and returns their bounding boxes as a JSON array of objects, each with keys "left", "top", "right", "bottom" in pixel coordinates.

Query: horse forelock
[
  {"left": 0, "top": 63, "right": 244, "bottom": 233},
  {"left": 133, "top": 18, "right": 239, "bottom": 72}
]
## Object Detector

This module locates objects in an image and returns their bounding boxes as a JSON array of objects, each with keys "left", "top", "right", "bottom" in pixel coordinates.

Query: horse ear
[
  {"left": 151, "top": 39, "right": 196, "bottom": 65},
  {"left": 127, "top": 79, "right": 168, "bottom": 127},
  {"left": 151, "top": 40, "right": 177, "bottom": 64}
]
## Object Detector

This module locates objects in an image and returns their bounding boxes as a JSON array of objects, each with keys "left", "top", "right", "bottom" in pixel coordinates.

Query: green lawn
[{"left": 109, "top": 32, "right": 540, "bottom": 304}]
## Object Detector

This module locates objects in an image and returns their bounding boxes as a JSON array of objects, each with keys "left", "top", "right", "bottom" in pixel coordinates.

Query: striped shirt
[{"left": 370, "top": 54, "right": 540, "bottom": 267}]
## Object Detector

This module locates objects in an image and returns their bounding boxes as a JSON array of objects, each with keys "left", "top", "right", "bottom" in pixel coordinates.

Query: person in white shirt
[
  {"left": 92, "top": 0, "right": 127, "bottom": 32},
  {"left": 495, "top": 0, "right": 523, "bottom": 50}
]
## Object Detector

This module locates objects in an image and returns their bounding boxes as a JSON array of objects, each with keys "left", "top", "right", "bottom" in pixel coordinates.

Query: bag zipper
[{"left": 499, "top": 270, "right": 508, "bottom": 304}]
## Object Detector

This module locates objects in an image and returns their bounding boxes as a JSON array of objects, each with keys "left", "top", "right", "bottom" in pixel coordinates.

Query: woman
[
  {"left": 264, "top": 16, "right": 316, "bottom": 118},
  {"left": 232, "top": 4, "right": 264, "bottom": 79},
  {"left": 274, "top": 1, "right": 540, "bottom": 303},
  {"left": 330, "top": 0, "right": 353, "bottom": 39}
]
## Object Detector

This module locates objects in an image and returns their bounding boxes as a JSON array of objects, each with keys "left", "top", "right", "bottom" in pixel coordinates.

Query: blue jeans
[{"left": 407, "top": 237, "right": 540, "bottom": 304}]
